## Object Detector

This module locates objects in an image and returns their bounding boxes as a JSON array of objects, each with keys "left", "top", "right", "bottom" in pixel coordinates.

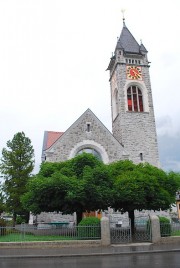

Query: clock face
[{"left": 127, "top": 66, "right": 142, "bottom": 80}]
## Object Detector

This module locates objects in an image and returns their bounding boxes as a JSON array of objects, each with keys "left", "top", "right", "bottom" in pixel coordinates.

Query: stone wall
[
  {"left": 111, "top": 61, "right": 159, "bottom": 167},
  {"left": 45, "top": 109, "right": 128, "bottom": 163}
]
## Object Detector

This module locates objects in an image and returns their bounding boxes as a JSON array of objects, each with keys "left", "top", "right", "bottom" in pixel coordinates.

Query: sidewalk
[{"left": 0, "top": 242, "right": 180, "bottom": 258}]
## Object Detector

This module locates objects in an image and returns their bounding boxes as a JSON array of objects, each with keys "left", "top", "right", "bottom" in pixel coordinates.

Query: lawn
[
  {"left": 0, "top": 232, "right": 75, "bottom": 242},
  {"left": 172, "top": 230, "right": 180, "bottom": 236}
]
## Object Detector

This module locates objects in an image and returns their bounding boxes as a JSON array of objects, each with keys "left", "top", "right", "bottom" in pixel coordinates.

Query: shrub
[
  {"left": 16, "top": 216, "right": 26, "bottom": 224},
  {"left": 0, "top": 218, "right": 6, "bottom": 236},
  {"left": 78, "top": 217, "right": 101, "bottom": 239},
  {"left": 159, "top": 216, "right": 171, "bottom": 237}
]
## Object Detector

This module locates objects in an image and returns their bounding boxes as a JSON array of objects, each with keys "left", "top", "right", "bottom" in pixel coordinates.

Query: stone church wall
[{"left": 46, "top": 110, "right": 128, "bottom": 164}]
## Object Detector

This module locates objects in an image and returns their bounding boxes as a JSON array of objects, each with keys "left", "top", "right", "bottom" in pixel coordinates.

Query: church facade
[{"left": 42, "top": 19, "right": 159, "bottom": 167}]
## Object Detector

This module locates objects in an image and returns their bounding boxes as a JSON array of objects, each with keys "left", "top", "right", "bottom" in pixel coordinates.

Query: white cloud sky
[{"left": 0, "top": 0, "right": 180, "bottom": 172}]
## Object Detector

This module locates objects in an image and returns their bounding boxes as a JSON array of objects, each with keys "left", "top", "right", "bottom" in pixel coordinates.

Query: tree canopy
[
  {"left": 22, "top": 153, "right": 113, "bottom": 223},
  {"left": 0, "top": 132, "right": 34, "bottom": 224},
  {"left": 22, "top": 155, "right": 180, "bottom": 227},
  {"left": 110, "top": 161, "right": 179, "bottom": 232}
]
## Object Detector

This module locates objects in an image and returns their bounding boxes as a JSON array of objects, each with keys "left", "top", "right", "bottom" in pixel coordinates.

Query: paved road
[{"left": 0, "top": 252, "right": 180, "bottom": 268}]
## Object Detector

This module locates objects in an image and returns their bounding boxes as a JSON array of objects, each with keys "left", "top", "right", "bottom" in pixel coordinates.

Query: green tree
[
  {"left": 0, "top": 182, "right": 5, "bottom": 214},
  {"left": 22, "top": 156, "right": 179, "bottom": 228},
  {"left": 22, "top": 153, "right": 113, "bottom": 224},
  {"left": 111, "top": 161, "right": 179, "bottom": 234},
  {"left": 0, "top": 132, "right": 34, "bottom": 225}
]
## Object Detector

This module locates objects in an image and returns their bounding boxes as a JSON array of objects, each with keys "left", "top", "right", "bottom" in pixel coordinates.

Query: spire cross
[{"left": 121, "top": 9, "right": 126, "bottom": 25}]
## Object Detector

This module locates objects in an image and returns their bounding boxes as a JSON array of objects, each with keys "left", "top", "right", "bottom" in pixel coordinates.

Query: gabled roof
[
  {"left": 42, "top": 108, "right": 129, "bottom": 162},
  {"left": 116, "top": 20, "right": 147, "bottom": 54},
  {"left": 42, "top": 131, "right": 64, "bottom": 151}
]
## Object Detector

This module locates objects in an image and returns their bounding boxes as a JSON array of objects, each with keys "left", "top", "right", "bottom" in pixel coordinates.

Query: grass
[
  {"left": 172, "top": 230, "right": 180, "bottom": 236},
  {"left": 0, "top": 232, "right": 76, "bottom": 242}
]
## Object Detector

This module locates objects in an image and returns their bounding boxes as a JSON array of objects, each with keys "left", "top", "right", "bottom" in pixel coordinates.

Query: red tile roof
[{"left": 46, "top": 131, "right": 64, "bottom": 149}]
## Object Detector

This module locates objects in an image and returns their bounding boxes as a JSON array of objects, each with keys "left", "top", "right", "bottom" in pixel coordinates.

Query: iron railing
[
  {"left": 160, "top": 221, "right": 180, "bottom": 237},
  {"left": 110, "top": 218, "right": 151, "bottom": 244},
  {"left": 134, "top": 218, "right": 151, "bottom": 242},
  {"left": 0, "top": 224, "right": 101, "bottom": 242}
]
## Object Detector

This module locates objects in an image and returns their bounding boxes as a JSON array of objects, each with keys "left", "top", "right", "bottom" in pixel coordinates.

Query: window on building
[
  {"left": 127, "top": 86, "right": 143, "bottom": 112},
  {"left": 77, "top": 148, "right": 102, "bottom": 161},
  {"left": 86, "top": 123, "right": 91, "bottom": 132}
]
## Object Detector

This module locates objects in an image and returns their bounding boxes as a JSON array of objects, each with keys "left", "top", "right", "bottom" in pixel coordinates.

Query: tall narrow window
[
  {"left": 140, "top": 153, "right": 143, "bottom": 161},
  {"left": 86, "top": 123, "right": 91, "bottom": 132},
  {"left": 127, "top": 86, "right": 143, "bottom": 112}
]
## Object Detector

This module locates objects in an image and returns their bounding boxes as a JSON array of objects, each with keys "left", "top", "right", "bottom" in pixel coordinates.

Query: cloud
[
  {"left": 157, "top": 131, "right": 180, "bottom": 172},
  {"left": 156, "top": 115, "right": 180, "bottom": 137}
]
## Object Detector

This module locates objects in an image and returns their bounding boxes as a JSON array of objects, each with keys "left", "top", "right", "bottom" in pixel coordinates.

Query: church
[{"left": 41, "top": 18, "right": 159, "bottom": 168}]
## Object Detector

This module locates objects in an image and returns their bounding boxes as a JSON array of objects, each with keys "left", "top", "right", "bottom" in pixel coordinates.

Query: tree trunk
[
  {"left": 76, "top": 211, "right": 83, "bottom": 225},
  {"left": 13, "top": 212, "right": 16, "bottom": 227},
  {"left": 128, "top": 210, "right": 135, "bottom": 235}
]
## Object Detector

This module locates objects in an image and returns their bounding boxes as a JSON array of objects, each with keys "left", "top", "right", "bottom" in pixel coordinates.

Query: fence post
[
  {"left": 101, "top": 217, "right": 111, "bottom": 246},
  {"left": 21, "top": 223, "right": 25, "bottom": 241},
  {"left": 150, "top": 215, "right": 161, "bottom": 243}
]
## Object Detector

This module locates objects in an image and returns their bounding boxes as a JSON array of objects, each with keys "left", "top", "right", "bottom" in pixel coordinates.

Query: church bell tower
[{"left": 107, "top": 19, "right": 159, "bottom": 167}]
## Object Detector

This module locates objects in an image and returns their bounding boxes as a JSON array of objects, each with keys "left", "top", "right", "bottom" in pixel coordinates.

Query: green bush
[
  {"left": 0, "top": 218, "right": 6, "bottom": 236},
  {"left": 16, "top": 216, "right": 26, "bottom": 224},
  {"left": 78, "top": 217, "right": 101, "bottom": 239},
  {"left": 159, "top": 216, "right": 171, "bottom": 237}
]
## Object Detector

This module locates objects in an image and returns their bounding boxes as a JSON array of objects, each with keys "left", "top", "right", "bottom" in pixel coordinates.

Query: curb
[{"left": 1, "top": 248, "right": 180, "bottom": 258}]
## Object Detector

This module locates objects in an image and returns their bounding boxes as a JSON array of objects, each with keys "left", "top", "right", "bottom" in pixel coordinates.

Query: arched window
[
  {"left": 127, "top": 86, "right": 143, "bottom": 112},
  {"left": 76, "top": 148, "right": 102, "bottom": 161}
]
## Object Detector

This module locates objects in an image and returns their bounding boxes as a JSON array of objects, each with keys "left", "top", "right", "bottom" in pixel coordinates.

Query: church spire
[
  {"left": 117, "top": 22, "right": 140, "bottom": 54},
  {"left": 121, "top": 9, "right": 126, "bottom": 27}
]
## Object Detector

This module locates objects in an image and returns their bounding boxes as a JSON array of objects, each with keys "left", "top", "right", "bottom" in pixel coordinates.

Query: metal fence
[
  {"left": 111, "top": 225, "right": 131, "bottom": 244},
  {"left": 160, "top": 221, "right": 180, "bottom": 237},
  {"left": 0, "top": 224, "right": 101, "bottom": 242},
  {"left": 134, "top": 218, "right": 151, "bottom": 242},
  {"left": 110, "top": 218, "right": 151, "bottom": 244}
]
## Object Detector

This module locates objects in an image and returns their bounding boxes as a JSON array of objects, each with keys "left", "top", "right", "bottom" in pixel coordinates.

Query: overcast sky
[{"left": 0, "top": 0, "right": 180, "bottom": 173}]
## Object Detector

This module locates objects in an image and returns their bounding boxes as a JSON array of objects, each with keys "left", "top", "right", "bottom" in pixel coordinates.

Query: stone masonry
[{"left": 45, "top": 109, "right": 129, "bottom": 164}]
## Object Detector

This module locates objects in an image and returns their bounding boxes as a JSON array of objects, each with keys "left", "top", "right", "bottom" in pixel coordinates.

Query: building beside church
[{"left": 42, "top": 19, "right": 159, "bottom": 168}]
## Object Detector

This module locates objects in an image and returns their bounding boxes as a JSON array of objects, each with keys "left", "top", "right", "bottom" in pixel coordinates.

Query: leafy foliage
[
  {"left": 22, "top": 153, "right": 113, "bottom": 223},
  {"left": 159, "top": 216, "right": 171, "bottom": 237},
  {"left": 22, "top": 156, "right": 179, "bottom": 229},
  {"left": 0, "top": 183, "right": 6, "bottom": 214},
  {"left": 0, "top": 218, "right": 6, "bottom": 227},
  {"left": 78, "top": 216, "right": 100, "bottom": 226},
  {"left": 78, "top": 217, "right": 100, "bottom": 239},
  {"left": 0, "top": 132, "right": 34, "bottom": 224},
  {"left": 0, "top": 218, "right": 6, "bottom": 236},
  {"left": 109, "top": 161, "right": 179, "bottom": 233}
]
